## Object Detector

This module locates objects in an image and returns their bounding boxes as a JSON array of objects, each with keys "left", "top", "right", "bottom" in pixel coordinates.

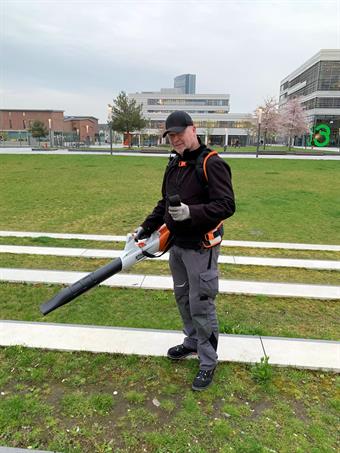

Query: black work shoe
[
  {"left": 167, "top": 344, "right": 197, "bottom": 360},
  {"left": 192, "top": 368, "right": 216, "bottom": 391}
]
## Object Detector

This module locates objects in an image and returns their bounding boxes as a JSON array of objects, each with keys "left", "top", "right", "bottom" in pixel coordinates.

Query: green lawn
[
  {"left": 0, "top": 346, "right": 339, "bottom": 453},
  {"left": 0, "top": 154, "right": 339, "bottom": 452},
  {"left": 1, "top": 252, "right": 340, "bottom": 286},
  {"left": 0, "top": 283, "right": 339, "bottom": 341},
  {"left": 0, "top": 154, "right": 339, "bottom": 243}
]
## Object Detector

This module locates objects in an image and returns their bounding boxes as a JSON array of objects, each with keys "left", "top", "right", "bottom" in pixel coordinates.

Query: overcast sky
[{"left": 1, "top": 0, "right": 339, "bottom": 122}]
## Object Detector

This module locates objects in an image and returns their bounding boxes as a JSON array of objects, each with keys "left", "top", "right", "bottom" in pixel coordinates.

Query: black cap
[{"left": 163, "top": 111, "right": 193, "bottom": 137}]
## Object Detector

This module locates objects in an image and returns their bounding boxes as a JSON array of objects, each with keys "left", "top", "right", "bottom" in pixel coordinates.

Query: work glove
[
  {"left": 133, "top": 226, "right": 151, "bottom": 242},
  {"left": 168, "top": 203, "right": 191, "bottom": 222}
]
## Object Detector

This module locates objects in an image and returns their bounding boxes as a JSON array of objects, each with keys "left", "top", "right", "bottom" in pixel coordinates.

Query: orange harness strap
[{"left": 203, "top": 150, "right": 218, "bottom": 182}]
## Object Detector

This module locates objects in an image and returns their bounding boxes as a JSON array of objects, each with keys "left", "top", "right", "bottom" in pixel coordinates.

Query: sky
[{"left": 1, "top": 0, "right": 339, "bottom": 123}]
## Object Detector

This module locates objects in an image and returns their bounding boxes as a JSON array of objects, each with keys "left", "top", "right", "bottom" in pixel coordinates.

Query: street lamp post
[
  {"left": 256, "top": 108, "right": 263, "bottom": 158},
  {"left": 107, "top": 104, "right": 113, "bottom": 155},
  {"left": 48, "top": 118, "right": 52, "bottom": 148},
  {"left": 86, "top": 124, "right": 89, "bottom": 146}
]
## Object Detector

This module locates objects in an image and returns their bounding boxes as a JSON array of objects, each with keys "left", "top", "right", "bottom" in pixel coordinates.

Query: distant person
[{"left": 133, "top": 111, "right": 235, "bottom": 391}]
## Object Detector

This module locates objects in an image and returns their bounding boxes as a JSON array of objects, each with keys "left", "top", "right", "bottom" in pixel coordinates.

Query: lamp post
[
  {"left": 224, "top": 127, "right": 228, "bottom": 152},
  {"left": 107, "top": 104, "right": 113, "bottom": 155},
  {"left": 256, "top": 108, "right": 263, "bottom": 158},
  {"left": 86, "top": 124, "right": 89, "bottom": 146},
  {"left": 48, "top": 118, "right": 52, "bottom": 148}
]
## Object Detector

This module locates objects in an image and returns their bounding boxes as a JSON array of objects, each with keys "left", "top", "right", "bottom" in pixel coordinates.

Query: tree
[
  {"left": 110, "top": 91, "right": 147, "bottom": 148},
  {"left": 278, "top": 97, "right": 309, "bottom": 151},
  {"left": 254, "top": 97, "right": 279, "bottom": 149},
  {"left": 0, "top": 131, "right": 8, "bottom": 141},
  {"left": 28, "top": 120, "right": 48, "bottom": 146}
]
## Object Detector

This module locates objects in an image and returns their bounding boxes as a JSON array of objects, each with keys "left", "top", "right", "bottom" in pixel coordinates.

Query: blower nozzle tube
[{"left": 40, "top": 257, "right": 123, "bottom": 315}]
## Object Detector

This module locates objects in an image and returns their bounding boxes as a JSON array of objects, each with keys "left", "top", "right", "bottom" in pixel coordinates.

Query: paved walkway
[
  {"left": 1, "top": 267, "right": 339, "bottom": 299},
  {"left": 1, "top": 230, "right": 340, "bottom": 251},
  {"left": 0, "top": 321, "right": 338, "bottom": 372},
  {"left": 1, "top": 244, "right": 340, "bottom": 270},
  {"left": 0, "top": 448, "right": 58, "bottom": 453},
  {"left": 1, "top": 148, "right": 340, "bottom": 160}
]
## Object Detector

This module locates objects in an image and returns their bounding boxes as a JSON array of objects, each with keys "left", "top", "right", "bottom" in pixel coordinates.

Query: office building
[
  {"left": 129, "top": 89, "right": 253, "bottom": 146},
  {"left": 174, "top": 74, "right": 196, "bottom": 94},
  {"left": 279, "top": 49, "right": 340, "bottom": 147}
]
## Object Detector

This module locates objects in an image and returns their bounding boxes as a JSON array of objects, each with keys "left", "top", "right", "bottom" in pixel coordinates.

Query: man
[{"left": 134, "top": 111, "right": 235, "bottom": 391}]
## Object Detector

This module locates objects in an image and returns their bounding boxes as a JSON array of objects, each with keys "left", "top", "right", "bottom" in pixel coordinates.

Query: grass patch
[
  {"left": 0, "top": 235, "right": 125, "bottom": 250},
  {"left": 0, "top": 346, "right": 338, "bottom": 452},
  {"left": 0, "top": 252, "right": 339, "bottom": 285},
  {"left": 0, "top": 155, "right": 339, "bottom": 244},
  {"left": 0, "top": 236, "right": 340, "bottom": 261},
  {"left": 0, "top": 283, "right": 339, "bottom": 340}
]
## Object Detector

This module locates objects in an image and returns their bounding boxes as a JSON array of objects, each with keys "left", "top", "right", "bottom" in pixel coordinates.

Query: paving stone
[
  {"left": 0, "top": 321, "right": 338, "bottom": 371},
  {"left": 0, "top": 448, "right": 59, "bottom": 453},
  {"left": 1, "top": 231, "right": 339, "bottom": 251},
  {"left": 218, "top": 279, "right": 340, "bottom": 299},
  {"left": 1, "top": 245, "right": 339, "bottom": 269},
  {"left": 261, "top": 337, "right": 340, "bottom": 372},
  {"left": 0, "top": 321, "right": 269, "bottom": 365},
  {"left": 1, "top": 268, "right": 339, "bottom": 299}
]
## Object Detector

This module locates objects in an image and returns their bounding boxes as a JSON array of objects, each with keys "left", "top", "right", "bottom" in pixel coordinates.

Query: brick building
[
  {"left": 63, "top": 116, "right": 99, "bottom": 144},
  {"left": 0, "top": 109, "right": 99, "bottom": 146}
]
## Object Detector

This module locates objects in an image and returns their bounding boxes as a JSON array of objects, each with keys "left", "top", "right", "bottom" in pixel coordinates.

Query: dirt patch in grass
[
  {"left": 1, "top": 347, "right": 338, "bottom": 453},
  {"left": 249, "top": 399, "right": 273, "bottom": 419}
]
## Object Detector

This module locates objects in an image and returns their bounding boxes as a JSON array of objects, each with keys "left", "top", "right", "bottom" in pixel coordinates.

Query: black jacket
[{"left": 141, "top": 144, "right": 235, "bottom": 249}]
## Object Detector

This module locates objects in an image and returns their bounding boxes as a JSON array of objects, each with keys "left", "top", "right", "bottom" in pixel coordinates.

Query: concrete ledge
[
  {"left": 1, "top": 231, "right": 339, "bottom": 251},
  {"left": 0, "top": 321, "right": 264, "bottom": 364},
  {"left": 0, "top": 448, "right": 59, "bottom": 453},
  {"left": 0, "top": 321, "right": 339, "bottom": 372},
  {"left": 261, "top": 336, "right": 340, "bottom": 371},
  {"left": 1, "top": 268, "right": 339, "bottom": 299},
  {"left": 1, "top": 245, "right": 340, "bottom": 270}
]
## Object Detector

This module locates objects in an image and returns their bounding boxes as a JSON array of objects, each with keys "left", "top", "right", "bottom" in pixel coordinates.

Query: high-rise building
[
  {"left": 174, "top": 74, "right": 196, "bottom": 94},
  {"left": 279, "top": 49, "right": 340, "bottom": 147}
]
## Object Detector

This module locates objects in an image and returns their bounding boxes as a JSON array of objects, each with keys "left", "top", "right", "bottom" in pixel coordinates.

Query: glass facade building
[
  {"left": 129, "top": 89, "right": 254, "bottom": 147},
  {"left": 279, "top": 50, "right": 340, "bottom": 147},
  {"left": 174, "top": 74, "right": 196, "bottom": 94}
]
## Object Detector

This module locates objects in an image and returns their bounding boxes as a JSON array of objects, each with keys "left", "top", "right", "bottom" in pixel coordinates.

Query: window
[
  {"left": 147, "top": 98, "right": 228, "bottom": 106},
  {"left": 316, "top": 97, "right": 340, "bottom": 108}
]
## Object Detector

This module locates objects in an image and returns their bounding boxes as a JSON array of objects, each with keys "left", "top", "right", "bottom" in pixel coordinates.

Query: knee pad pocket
[
  {"left": 174, "top": 285, "right": 188, "bottom": 300},
  {"left": 193, "top": 314, "right": 212, "bottom": 339}
]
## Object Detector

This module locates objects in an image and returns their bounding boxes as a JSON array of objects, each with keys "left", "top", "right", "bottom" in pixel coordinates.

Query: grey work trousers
[{"left": 169, "top": 244, "right": 220, "bottom": 370}]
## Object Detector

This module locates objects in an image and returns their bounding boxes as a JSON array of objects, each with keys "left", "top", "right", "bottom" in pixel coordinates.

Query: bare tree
[{"left": 278, "top": 97, "right": 309, "bottom": 151}]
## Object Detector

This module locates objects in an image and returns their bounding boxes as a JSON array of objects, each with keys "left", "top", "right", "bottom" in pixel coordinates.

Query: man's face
[{"left": 167, "top": 126, "right": 198, "bottom": 154}]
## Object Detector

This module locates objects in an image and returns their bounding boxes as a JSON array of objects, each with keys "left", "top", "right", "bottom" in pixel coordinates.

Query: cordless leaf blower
[{"left": 40, "top": 195, "right": 181, "bottom": 315}]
